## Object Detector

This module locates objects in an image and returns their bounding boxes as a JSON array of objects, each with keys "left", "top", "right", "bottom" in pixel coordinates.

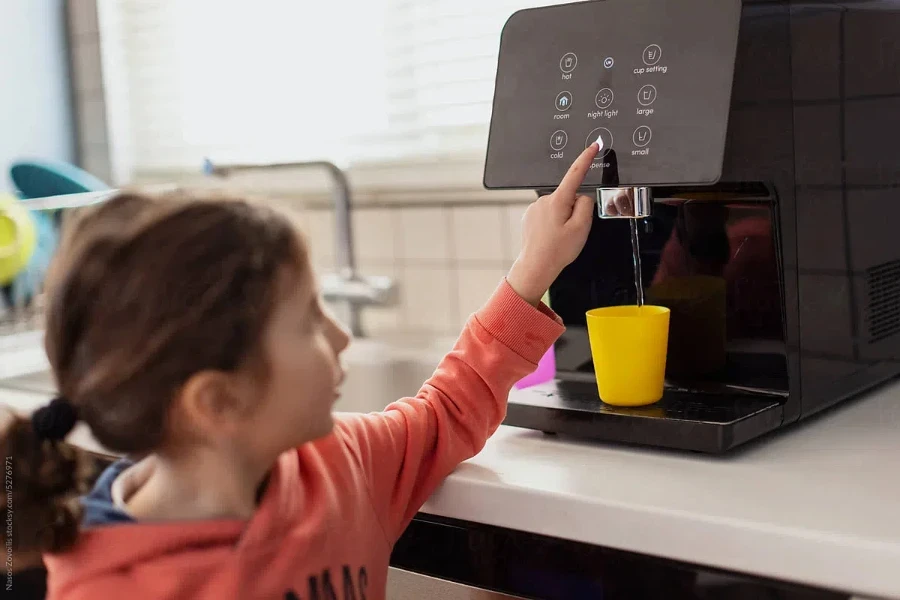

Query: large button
[
  {"left": 633, "top": 126, "right": 652, "bottom": 147},
  {"left": 560, "top": 53, "right": 577, "bottom": 73},
  {"left": 550, "top": 130, "right": 568, "bottom": 151},
  {"left": 637, "top": 84, "right": 657, "bottom": 106},
  {"left": 555, "top": 91, "right": 573, "bottom": 111},
  {"left": 585, "top": 127, "right": 613, "bottom": 156},
  {"left": 643, "top": 44, "right": 662, "bottom": 66},
  {"left": 595, "top": 88, "right": 614, "bottom": 109}
]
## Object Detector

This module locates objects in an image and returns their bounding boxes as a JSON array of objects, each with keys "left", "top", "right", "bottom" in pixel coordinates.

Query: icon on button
[
  {"left": 643, "top": 44, "right": 662, "bottom": 66},
  {"left": 560, "top": 53, "right": 577, "bottom": 73},
  {"left": 595, "top": 88, "right": 614, "bottom": 109},
  {"left": 550, "top": 130, "right": 568, "bottom": 151},
  {"left": 555, "top": 91, "right": 573, "bottom": 111},
  {"left": 637, "top": 84, "right": 657, "bottom": 106},
  {"left": 603, "top": 57, "right": 615, "bottom": 69},
  {"left": 633, "top": 126, "right": 652, "bottom": 147},
  {"left": 585, "top": 127, "right": 613, "bottom": 157}
]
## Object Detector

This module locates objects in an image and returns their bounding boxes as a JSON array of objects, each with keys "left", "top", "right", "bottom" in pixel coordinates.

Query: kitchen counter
[
  {"left": 418, "top": 380, "right": 900, "bottom": 599},
  {"left": 3, "top": 369, "right": 898, "bottom": 598}
]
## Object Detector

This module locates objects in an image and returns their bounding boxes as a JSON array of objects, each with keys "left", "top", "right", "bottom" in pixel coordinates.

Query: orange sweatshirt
[{"left": 43, "top": 279, "right": 564, "bottom": 600}]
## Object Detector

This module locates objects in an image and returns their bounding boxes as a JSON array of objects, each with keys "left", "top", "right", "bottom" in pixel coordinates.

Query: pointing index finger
[{"left": 556, "top": 142, "right": 599, "bottom": 200}]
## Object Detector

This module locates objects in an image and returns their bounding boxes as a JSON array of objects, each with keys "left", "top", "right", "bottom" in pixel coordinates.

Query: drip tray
[{"left": 505, "top": 379, "right": 785, "bottom": 453}]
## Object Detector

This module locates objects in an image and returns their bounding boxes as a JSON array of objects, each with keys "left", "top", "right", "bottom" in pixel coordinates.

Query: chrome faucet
[
  {"left": 597, "top": 187, "right": 653, "bottom": 219},
  {"left": 207, "top": 160, "right": 398, "bottom": 338}
]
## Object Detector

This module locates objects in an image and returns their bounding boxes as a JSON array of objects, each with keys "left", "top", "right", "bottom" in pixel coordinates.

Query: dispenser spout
[{"left": 597, "top": 187, "right": 653, "bottom": 219}]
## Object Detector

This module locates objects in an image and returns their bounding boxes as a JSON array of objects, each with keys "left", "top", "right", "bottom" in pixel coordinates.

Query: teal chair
[
  {"left": 2, "top": 159, "right": 110, "bottom": 309},
  {"left": 10, "top": 158, "right": 110, "bottom": 199}
]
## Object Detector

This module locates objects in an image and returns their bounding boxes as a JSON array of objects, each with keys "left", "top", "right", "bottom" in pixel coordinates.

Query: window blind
[{"left": 96, "top": 0, "right": 565, "bottom": 181}]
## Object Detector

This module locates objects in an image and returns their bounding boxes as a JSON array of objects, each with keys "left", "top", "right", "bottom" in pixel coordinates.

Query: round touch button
[
  {"left": 550, "top": 130, "right": 568, "bottom": 151},
  {"left": 637, "top": 84, "right": 657, "bottom": 106},
  {"left": 643, "top": 44, "right": 662, "bottom": 66},
  {"left": 555, "top": 91, "right": 573, "bottom": 111},
  {"left": 585, "top": 127, "right": 613, "bottom": 156},
  {"left": 633, "top": 126, "right": 652, "bottom": 147},
  {"left": 560, "top": 53, "right": 577, "bottom": 73},
  {"left": 595, "top": 88, "right": 614, "bottom": 109}
]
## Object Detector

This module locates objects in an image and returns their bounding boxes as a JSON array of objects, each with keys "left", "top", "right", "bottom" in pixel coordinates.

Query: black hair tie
[{"left": 31, "top": 397, "right": 79, "bottom": 441}]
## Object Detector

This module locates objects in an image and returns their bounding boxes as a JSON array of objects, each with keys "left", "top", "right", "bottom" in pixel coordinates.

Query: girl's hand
[{"left": 507, "top": 143, "right": 599, "bottom": 305}]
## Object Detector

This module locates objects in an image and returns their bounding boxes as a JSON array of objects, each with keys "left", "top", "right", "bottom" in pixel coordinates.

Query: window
[{"left": 96, "top": 0, "right": 564, "bottom": 184}]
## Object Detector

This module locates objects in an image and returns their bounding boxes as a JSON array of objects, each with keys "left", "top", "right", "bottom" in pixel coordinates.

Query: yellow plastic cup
[{"left": 586, "top": 305, "right": 671, "bottom": 407}]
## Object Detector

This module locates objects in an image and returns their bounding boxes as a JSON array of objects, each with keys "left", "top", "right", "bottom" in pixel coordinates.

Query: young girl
[{"left": 3, "top": 143, "right": 600, "bottom": 600}]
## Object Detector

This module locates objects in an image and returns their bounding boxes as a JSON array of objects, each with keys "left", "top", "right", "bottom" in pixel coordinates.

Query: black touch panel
[{"left": 483, "top": 0, "right": 742, "bottom": 190}]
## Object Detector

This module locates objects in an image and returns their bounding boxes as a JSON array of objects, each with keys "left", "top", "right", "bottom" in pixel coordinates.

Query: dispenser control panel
[{"left": 483, "top": 0, "right": 742, "bottom": 190}]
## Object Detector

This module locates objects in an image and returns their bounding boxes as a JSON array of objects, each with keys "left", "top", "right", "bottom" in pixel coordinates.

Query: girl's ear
[{"left": 174, "top": 371, "right": 256, "bottom": 444}]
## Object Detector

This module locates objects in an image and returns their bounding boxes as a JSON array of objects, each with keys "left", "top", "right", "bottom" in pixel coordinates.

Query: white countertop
[
  {"left": 3, "top": 367, "right": 898, "bottom": 598},
  {"left": 421, "top": 381, "right": 900, "bottom": 599}
]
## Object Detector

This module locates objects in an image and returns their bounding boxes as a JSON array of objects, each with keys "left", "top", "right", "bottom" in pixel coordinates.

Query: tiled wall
[
  {"left": 296, "top": 202, "right": 528, "bottom": 337},
  {"left": 62, "top": 0, "right": 532, "bottom": 340}
]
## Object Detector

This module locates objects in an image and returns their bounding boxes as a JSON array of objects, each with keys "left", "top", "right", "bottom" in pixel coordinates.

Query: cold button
[
  {"left": 633, "top": 126, "right": 652, "bottom": 147},
  {"left": 637, "top": 84, "right": 657, "bottom": 106},
  {"left": 595, "top": 88, "right": 614, "bottom": 109},
  {"left": 642, "top": 44, "right": 662, "bottom": 66},
  {"left": 560, "top": 53, "right": 577, "bottom": 73},
  {"left": 555, "top": 91, "right": 573, "bottom": 111},
  {"left": 550, "top": 130, "right": 568, "bottom": 151}
]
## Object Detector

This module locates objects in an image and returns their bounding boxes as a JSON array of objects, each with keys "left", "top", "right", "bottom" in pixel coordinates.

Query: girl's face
[{"left": 238, "top": 263, "right": 351, "bottom": 458}]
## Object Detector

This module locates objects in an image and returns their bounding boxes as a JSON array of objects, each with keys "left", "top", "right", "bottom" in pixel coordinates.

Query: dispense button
[
  {"left": 633, "top": 126, "right": 652, "bottom": 147},
  {"left": 642, "top": 44, "right": 662, "bottom": 66},
  {"left": 585, "top": 127, "right": 613, "bottom": 156},
  {"left": 560, "top": 53, "right": 577, "bottom": 73},
  {"left": 555, "top": 91, "right": 573, "bottom": 111},
  {"left": 550, "top": 130, "right": 568, "bottom": 151}
]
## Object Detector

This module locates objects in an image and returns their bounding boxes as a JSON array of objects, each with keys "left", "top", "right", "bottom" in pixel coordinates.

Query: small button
[
  {"left": 643, "top": 44, "right": 662, "bottom": 66},
  {"left": 637, "top": 84, "right": 657, "bottom": 106},
  {"left": 585, "top": 127, "right": 613, "bottom": 156},
  {"left": 555, "top": 91, "right": 573, "bottom": 111},
  {"left": 633, "top": 126, "right": 652, "bottom": 147},
  {"left": 595, "top": 88, "right": 614, "bottom": 109},
  {"left": 550, "top": 130, "right": 568, "bottom": 151},
  {"left": 560, "top": 53, "right": 577, "bottom": 73},
  {"left": 603, "top": 56, "right": 615, "bottom": 69}
]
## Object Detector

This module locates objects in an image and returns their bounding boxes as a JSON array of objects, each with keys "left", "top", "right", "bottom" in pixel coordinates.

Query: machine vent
[{"left": 865, "top": 260, "right": 900, "bottom": 344}]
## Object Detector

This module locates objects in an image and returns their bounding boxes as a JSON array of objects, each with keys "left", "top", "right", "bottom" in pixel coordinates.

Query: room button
[{"left": 555, "top": 91, "right": 573, "bottom": 111}]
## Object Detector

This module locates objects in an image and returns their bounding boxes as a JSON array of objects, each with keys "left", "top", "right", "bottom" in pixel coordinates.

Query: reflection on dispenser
[
  {"left": 647, "top": 275, "right": 727, "bottom": 377},
  {"left": 597, "top": 187, "right": 653, "bottom": 218}
]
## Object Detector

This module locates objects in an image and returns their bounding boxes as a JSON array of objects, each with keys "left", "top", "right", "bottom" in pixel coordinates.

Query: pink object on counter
[{"left": 515, "top": 346, "right": 556, "bottom": 389}]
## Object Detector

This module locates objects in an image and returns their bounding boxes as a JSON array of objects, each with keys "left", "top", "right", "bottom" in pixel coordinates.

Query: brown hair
[{"left": 1, "top": 188, "right": 309, "bottom": 554}]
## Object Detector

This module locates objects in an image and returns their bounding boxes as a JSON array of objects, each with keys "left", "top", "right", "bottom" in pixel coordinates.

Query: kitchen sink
[{"left": 0, "top": 335, "right": 451, "bottom": 416}]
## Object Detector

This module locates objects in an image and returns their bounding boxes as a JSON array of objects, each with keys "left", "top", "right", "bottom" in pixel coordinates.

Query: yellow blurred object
[
  {"left": 0, "top": 194, "right": 37, "bottom": 285},
  {"left": 586, "top": 305, "right": 670, "bottom": 407}
]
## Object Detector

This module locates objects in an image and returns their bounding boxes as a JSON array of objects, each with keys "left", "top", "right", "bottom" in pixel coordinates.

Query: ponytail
[{"left": 0, "top": 401, "right": 97, "bottom": 556}]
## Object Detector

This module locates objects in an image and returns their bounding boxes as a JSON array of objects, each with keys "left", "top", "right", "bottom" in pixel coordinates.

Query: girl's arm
[
  {"left": 336, "top": 142, "right": 601, "bottom": 542},
  {"left": 336, "top": 278, "right": 563, "bottom": 541}
]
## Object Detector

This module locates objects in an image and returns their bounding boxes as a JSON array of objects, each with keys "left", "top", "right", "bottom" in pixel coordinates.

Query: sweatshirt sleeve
[{"left": 336, "top": 278, "right": 564, "bottom": 543}]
